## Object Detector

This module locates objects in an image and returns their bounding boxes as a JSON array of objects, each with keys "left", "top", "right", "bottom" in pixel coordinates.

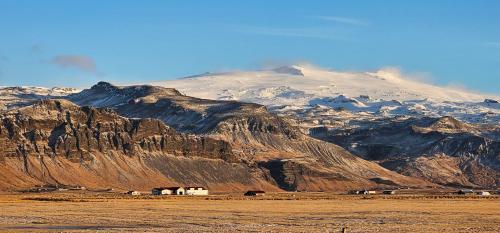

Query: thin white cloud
[
  {"left": 313, "top": 16, "right": 369, "bottom": 26},
  {"left": 235, "top": 26, "right": 347, "bottom": 40},
  {"left": 50, "top": 55, "right": 103, "bottom": 76},
  {"left": 484, "top": 42, "right": 500, "bottom": 48}
]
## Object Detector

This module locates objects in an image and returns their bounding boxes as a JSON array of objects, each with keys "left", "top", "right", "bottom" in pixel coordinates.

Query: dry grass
[{"left": 0, "top": 192, "right": 498, "bottom": 232}]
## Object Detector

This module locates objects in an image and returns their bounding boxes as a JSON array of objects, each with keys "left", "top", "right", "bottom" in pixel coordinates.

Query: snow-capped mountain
[
  {"left": 0, "top": 81, "right": 497, "bottom": 189},
  {"left": 0, "top": 86, "right": 79, "bottom": 111},
  {"left": 153, "top": 65, "right": 499, "bottom": 125}
]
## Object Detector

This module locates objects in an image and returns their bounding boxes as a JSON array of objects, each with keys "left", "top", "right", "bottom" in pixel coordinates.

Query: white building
[
  {"left": 172, "top": 187, "right": 185, "bottom": 195},
  {"left": 152, "top": 187, "right": 186, "bottom": 195},
  {"left": 476, "top": 191, "right": 491, "bottom": 196},
  {"left": 127, "top": 190, "right": 140, "bottom": 196},
  {"left": 185, "top": 187, "right": 209, "bottom": 195}
]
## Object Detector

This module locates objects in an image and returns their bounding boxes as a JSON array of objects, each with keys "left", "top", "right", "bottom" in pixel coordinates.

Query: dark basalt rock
[{"left": 0, "top": 99, "right": 236, "bottom": 163}]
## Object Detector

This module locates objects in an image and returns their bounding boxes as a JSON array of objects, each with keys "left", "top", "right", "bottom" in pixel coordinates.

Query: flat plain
[{"left": 0, "top": 191, "right": 498, "bottom": 232}]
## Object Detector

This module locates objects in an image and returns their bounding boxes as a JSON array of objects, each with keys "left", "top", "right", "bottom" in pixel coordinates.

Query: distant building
[
  {"left": 383, "top": 190, "right": 396, "bottom": 195},
  {"left": 170, "top": 187, "right": 185, "bottom": 195},
  {"left": 476, "top": 191, "right": 491, "bottom": 196},
  {"left": 457, "top": 189, "right": 474, "bottom": 195},
  {"left": 185, "top": 187, "right": 209, "bottom": 195},
  {"left": 350, "top": 190, "right": 376, "bottom": 195},
  {"left": 69, "top": 186, "right": 86, "bottom": 191},
  {"left": 152, "top": 187, "right": 186, "bottom": 195},
  {"left": 152, "top": 187, "right": 172, "bottom": 195},
  {"left": 244, "top": 190, "right": 266, "bottom": 196},
  {"left": 127, "top": 190, "right": 140, "bottom": 196}
]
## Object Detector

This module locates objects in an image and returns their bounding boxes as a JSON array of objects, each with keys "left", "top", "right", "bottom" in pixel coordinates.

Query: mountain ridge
[{"left": 0, "top": 79, "right": 497, "bottom": 190}]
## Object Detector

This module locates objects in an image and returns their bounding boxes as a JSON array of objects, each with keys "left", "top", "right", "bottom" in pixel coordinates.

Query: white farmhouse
[{"left": 185, "top": 187, "right": 209, "bottom": 195}]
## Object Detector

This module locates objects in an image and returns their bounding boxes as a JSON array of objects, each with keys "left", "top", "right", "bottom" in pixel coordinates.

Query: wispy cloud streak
[
  {"left": 235, "top": 26, "right": 347, "bottom": 40},
  {"left": 484, "top": 42, "right": 500, "bottom": 48},
  {"left": 313, "top": 16, "right": 369, "bottom": 26}
]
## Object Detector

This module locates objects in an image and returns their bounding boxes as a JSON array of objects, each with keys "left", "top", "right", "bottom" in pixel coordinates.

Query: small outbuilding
[
  {"left": 457, "top": 189, "right": 474, "bottom": 195},
  {"left": 244, "top": 190, "right": 266, "bottom": 196},
  {"left": 127, "top": 190, "right": 140, "bottom": 196}
]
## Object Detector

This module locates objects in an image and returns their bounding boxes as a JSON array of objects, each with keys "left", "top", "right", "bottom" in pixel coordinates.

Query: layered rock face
[
  {"left": 0, "top": 99, "right": 234, "bottom": 161},
  {"left": 0, "top": 99, "right": 273, "bottom": 191},
  {"left": 313, "top": 116, "right": 500, "bottom": 188}
]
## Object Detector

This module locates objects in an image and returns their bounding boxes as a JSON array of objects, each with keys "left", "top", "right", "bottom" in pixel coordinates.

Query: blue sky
[{"left": 0, "top": 0, "right": 499, "bottom": 94}]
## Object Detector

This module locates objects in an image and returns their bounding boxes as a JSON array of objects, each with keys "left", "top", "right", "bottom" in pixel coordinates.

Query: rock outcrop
[{"left": 313, "top": 116, "right": 500, "bottom": 188}]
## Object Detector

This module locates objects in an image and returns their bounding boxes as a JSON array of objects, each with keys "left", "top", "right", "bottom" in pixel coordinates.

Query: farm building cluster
[
  {"left": 349, "top": 190, "right": 381, "bottom": 195},
  {"left": 125, "top": 186, "right": 209, "bottom": 196},
  {"left": 152, "top": 186, "right": 209, "bottom": 196}
]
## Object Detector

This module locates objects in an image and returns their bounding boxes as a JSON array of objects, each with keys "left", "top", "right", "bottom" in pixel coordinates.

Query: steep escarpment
[
  {"left": 0, "top": 99, "right": 235, "bottom": 161},
  {"left": 0, "top": 99, "right": 273, "bottom": 191},
  {"left": 65, "top": 82, "right": 430, "bottom": 191},
  {"left": 313, "top": 116, "right": 500, "bottom": 188}
]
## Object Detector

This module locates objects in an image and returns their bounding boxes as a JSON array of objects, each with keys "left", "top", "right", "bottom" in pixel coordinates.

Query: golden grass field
[{"left": 0, "top": 191, "right": 498, "bottom": 232}]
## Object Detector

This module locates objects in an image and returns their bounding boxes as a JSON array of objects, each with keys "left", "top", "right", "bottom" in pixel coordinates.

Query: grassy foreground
[{"left": 0, "top": 192, "right": 498, "bottom": 232}]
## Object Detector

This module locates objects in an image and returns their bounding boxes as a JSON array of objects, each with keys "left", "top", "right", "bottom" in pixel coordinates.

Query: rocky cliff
[
  {"left": 313, "top": 116, "right": 500, "bottom": 188},
  {"left": 0, "top": 99, "right": 274, "bottom": 191}
]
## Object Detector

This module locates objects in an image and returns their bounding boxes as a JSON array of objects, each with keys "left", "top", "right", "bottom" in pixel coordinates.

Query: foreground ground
[{"left": 0, "top": 192, "right": 498, "bottom": 232}]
